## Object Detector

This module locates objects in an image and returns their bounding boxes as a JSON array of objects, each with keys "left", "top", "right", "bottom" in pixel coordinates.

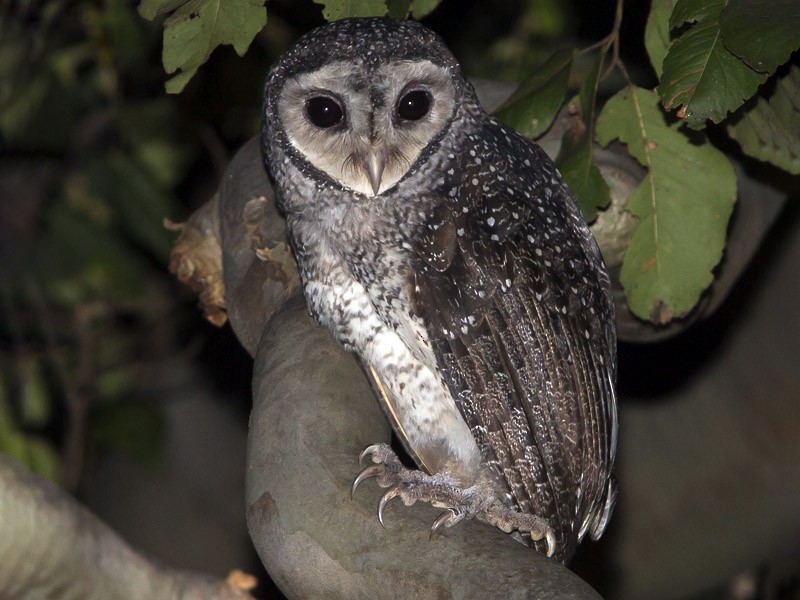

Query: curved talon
[
  {"left": 545, "top": 529, "right": 557, "bottom": 558},
  {"left": 358, "top": 444, "right": 383, "bottom": 466},
  {"left": 351, "top": 464, "right": 383, "bottom": 499},
  {"left": 377, "top": 487, "right": 400, "bottom": 527},
  {"left": 429, "top": 509, "right": 457, "bottom": 540}
]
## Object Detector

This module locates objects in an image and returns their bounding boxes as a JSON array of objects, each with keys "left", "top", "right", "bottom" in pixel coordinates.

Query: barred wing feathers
[{"left": 411, "top": 127, "right": 617, "bottom": 561}]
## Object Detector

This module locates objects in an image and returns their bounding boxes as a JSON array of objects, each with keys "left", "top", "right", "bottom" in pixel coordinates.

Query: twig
[
  {"left": 25, "top": 280, "right": 93, "bottom": 491},
  {"left": 581, "top": 0, "right": 628, "bottom": 83}
]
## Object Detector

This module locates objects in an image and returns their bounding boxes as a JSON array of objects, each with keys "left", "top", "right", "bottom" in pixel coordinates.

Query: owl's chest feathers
[
  {"left": 290, "top": 198, "right": 414, "bottom": 331},
  {"left": 288, "top": 191, "right": 482, "bottom": 480}
]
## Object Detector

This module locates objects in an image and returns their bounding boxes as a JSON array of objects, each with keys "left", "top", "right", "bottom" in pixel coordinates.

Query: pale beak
[{"left": 365, "top": 150, "right": 386, "bottom": 196}]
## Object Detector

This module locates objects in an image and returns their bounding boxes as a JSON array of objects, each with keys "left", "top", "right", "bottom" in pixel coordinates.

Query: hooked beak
[{"left": 365, "top": 150, "right": 386, "bottom": 196}]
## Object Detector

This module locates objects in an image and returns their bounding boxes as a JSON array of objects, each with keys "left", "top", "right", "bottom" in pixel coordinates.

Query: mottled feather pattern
[
  {"left": 411, "top": 118, "right": 617, "bottom": 558},
  {"left": 261, "top": 17, "right": 617, "bottom": 563}
]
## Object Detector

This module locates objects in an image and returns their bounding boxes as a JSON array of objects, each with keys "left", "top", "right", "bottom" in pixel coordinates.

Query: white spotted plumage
[{"left": 262, "top": 17, "right": 617, "bottom": 562}]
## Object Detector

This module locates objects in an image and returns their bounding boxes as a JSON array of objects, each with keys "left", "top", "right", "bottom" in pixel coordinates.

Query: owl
[{"left": 261, "top": 17, "right": 617, "bottom": 563}]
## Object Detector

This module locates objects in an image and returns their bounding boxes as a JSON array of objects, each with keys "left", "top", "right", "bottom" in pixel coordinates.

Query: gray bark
[
  {"left": 246, "top": 293, "right": 601, "bottom": 599},
  {"left": 0, "top": 454, "right": 253, "bottom": 600}
]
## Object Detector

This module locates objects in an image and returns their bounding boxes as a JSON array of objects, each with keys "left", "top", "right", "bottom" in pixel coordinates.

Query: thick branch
[
  {"left": 245, "top": 293, "right": 601, "bottom": 599},
  {"left": 0, "top": 454, "right": 253, "bottom": 600}
]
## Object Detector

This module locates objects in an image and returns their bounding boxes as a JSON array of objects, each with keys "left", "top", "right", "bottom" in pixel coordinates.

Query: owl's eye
[
  {"left": 396, "top": 89, "right": 432, "bottom": 121},
  {"left": 305, "top": 95, "right": 344, "bottom": 128}
]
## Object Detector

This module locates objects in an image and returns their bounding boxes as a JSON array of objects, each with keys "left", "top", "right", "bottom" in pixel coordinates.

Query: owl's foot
[{"left": 352, "top": 443, "right": 555, "bottom": 557}]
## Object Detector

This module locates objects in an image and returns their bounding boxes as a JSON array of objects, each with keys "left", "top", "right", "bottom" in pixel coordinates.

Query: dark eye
[
  {"left": 396, "top": 89, "right": 432, "bottom": 121},
  {"left": 305, "top": 95, "right": 344, "bottom": 128}
]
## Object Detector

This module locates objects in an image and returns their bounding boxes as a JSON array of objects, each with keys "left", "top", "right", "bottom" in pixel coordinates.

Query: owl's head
[{"left": 263, "top": 18, "right": 471, "bottom": 198}]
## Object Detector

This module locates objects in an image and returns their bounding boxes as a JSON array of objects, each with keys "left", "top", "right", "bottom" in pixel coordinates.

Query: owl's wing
[{"left": 410, "top": 126, "right": 617, "bottom": 557}]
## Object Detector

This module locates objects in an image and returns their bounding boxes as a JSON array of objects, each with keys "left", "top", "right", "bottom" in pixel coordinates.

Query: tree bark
[{"left": 0, "top": 454, "right": 254, "bottom": 600}]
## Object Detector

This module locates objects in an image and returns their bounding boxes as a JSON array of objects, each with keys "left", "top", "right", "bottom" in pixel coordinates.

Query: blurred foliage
[
  {"left": 0, "top": 0, "right": 304, "bottom": 490},
  {"left": 0, "top": 0, "right": 197, "bottom": 488}
]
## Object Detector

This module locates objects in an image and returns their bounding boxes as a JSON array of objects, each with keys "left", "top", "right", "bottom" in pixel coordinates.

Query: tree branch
[{"left": 0, "top": 454, "right": 254, "bottom": 600}]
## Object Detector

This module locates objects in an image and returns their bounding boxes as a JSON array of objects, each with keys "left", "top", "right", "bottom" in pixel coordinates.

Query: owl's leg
[{"left": 352, "top": 443, "right": 556, "bottom": 557}]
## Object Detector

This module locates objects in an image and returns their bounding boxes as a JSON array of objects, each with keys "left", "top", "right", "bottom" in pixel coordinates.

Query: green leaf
[
  {"left": 660, "top": 0, "right": 767, "bottom": 128},
  {"left": 719, "top": 0, "right": 800, "bottom": 74},
  {"left": 495, "top": 47, "right": 572, "bottom": 139},
  {"left": 410, "top": 0, "right": 440, "bottom": 19},
  {"left": 556, "top": 50, "right": 610, "bottom": 221},
  {"left": 558, "top": 143, "right": 610, "bottom": 223},
  {"left": 313, "top": 0, "right": 387, "bottom": 21},
  {"left": 597, "top": 87, "right": 737, "bottom": 323},
  {"left": 142, "top": 0, "right": 267, "bottom": 93},
  {"left": 138, "top": 0, "right": 188, "bottom": 20},
  {"left": 386, "top": 0, "right": 412, "bottom": 18},
  {"left": 645, "top": 0, "right": 679, "bottom": 78},
  {"left": 727, "top": 65, "right": 800, "bottom": 174}
]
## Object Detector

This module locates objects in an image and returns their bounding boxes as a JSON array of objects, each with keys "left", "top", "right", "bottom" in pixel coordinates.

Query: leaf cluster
[
  {"left": 140, "top": 0, "right": 797, "bottom": 325},
  {"left": 498, "top": 0, "right": 799, "bottom": 322}
]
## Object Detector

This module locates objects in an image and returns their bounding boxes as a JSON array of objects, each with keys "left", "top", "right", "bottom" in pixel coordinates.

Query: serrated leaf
[
  {"left": 645, "top": 0, "right": 679, "bottom": 78},
  {"left": 720, "top": 0, "right": 800, "bottom": 74},
  {"left": 597, "top": 86, "right": 737, "bottom": 323},
  {"left": 556, "top": 50, "right": 610, "bottom": 221},
  {"left": 495, "top": 47, "right": 572, "bottom": 139},
  {"left": 313, "top": 0, "right": 387, "bottom": 21},
  {"left": 727, "top": 65, "right": 800, "bottom": 174},
  {"left": 153, "top": 0, "right": 267, "bottom": 93},
  {"left": 660, "top": 0, "right": 767, "bottom": 128}
]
